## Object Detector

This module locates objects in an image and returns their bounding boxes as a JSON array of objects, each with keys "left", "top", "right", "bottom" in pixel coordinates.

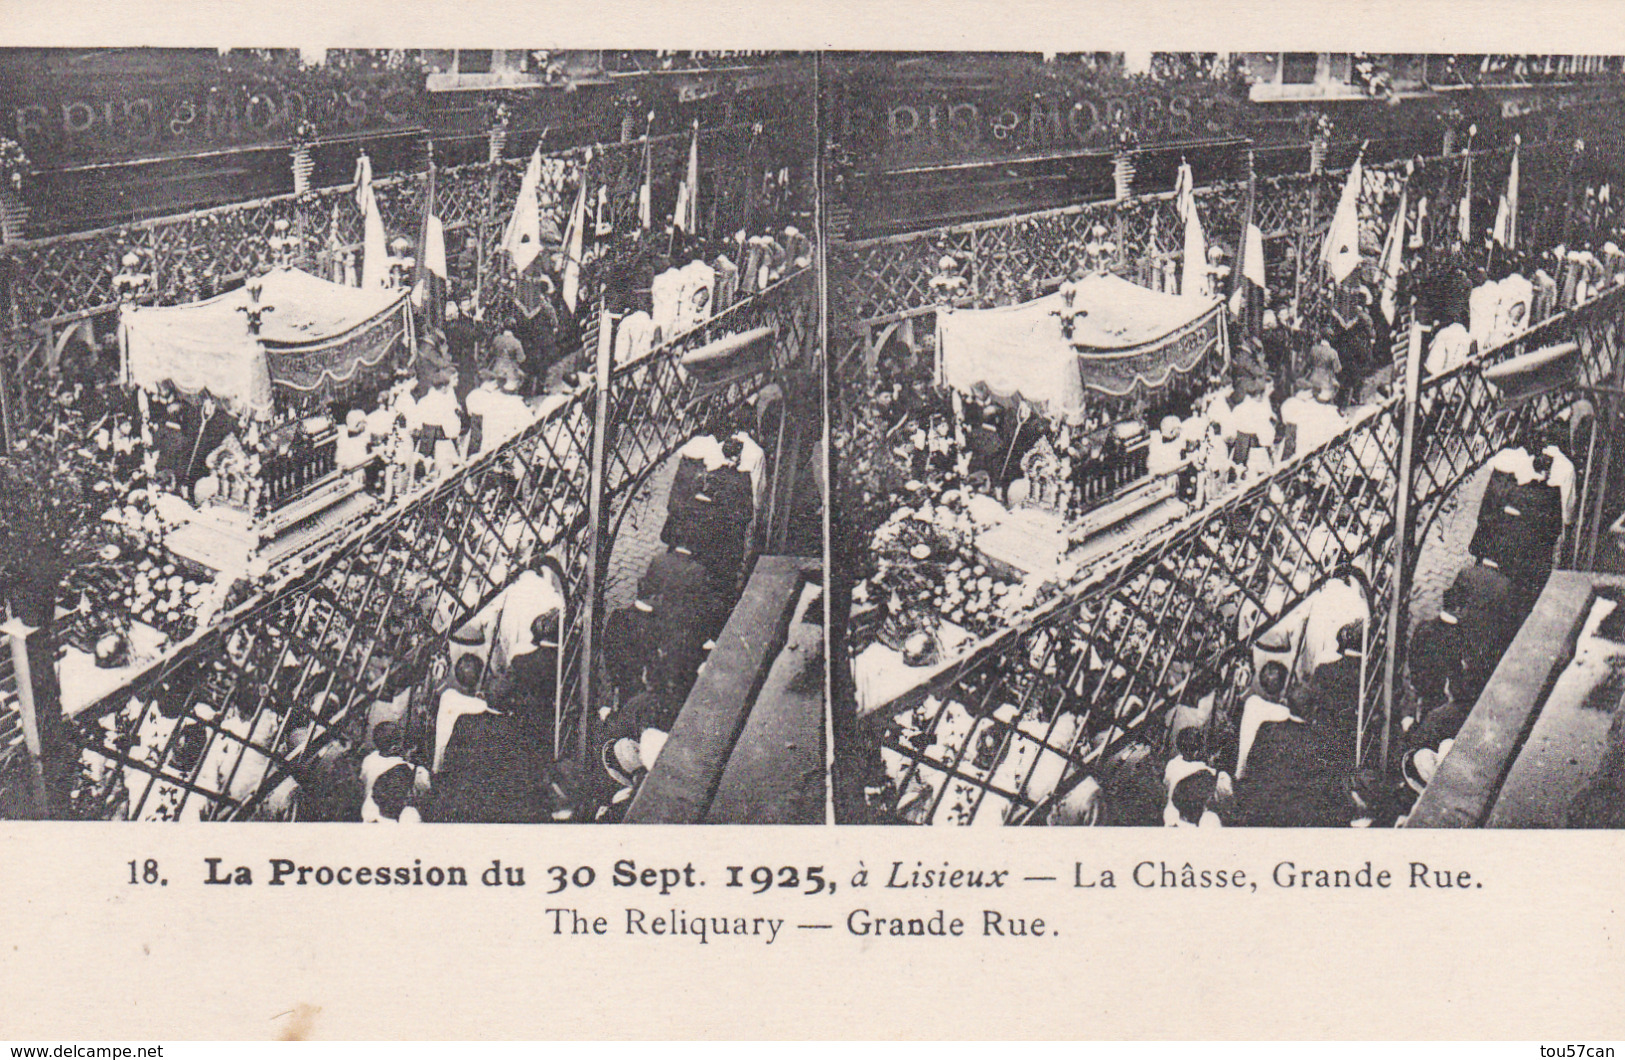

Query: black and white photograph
[
  {"left": 827, "top": 50, "right": 1625, "bottom": 829},
  {"left": 0, "top": 47, "right": 826, "bottom": 824},
  {"left": 9, "top": 42, "right": 1625, "bottom": 834}
]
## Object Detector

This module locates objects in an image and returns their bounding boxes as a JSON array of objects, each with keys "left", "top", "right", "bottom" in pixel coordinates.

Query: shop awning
[
  {"left": 937, "top": 274, "right": 1222, "bottom": 420},
  {"left": 121, "top": 268, "right": 410, "bottom": 419}
]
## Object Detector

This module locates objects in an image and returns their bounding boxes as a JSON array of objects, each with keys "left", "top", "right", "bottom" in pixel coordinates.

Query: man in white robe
[
  {"left": 1146, "top": 416, "right": 1186, "bottom": 476},
  {"left": 1493, "top": 272, "right": 1533, "bottom": 347},
  {"left": 1425, "top": 322, "right": 1474, "bottom": 378}
]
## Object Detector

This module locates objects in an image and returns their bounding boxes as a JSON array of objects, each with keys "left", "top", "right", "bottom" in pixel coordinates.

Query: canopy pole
[
  {"left": 1381, "top": 303, "right": 1425, "bottom": 774},
  {"left": 580, "top": 300, "right": 616, "bottom": 765}
]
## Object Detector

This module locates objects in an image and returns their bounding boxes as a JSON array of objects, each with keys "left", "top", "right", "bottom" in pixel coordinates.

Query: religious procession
[
  {"left": 829, "top": 52, "right": 1625, "bottom": 828},
  {"left": 0, "top": 49, "right": 824, "bottom": 823}
]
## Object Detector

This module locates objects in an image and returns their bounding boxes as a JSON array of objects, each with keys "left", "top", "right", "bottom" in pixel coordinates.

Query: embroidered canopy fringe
[{"left": 120, "top": 267, "right": 410, "bottom": 419}]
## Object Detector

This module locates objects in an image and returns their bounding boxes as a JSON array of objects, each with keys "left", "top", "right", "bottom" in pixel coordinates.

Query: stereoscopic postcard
[{"left": 1, "top": 0, "right": 1623, "bottom": 1042}]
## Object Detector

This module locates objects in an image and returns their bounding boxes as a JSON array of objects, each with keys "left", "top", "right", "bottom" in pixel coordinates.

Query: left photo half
[{"left": 0, "top": 48, "right": 825, "bottom": 823}]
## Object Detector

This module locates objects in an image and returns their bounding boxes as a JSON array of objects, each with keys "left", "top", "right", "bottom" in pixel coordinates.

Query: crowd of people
[
  {"left": 841, "top": 258, "right": 1401, "bottom": 684},
  {"left": 585, "top": 428, "right": 766, "bottom": 818},
  {"left": 872, "top": 390, "right": 1582, "bottom": 828},
  {"left": 1142, "top": 412, "right": 1576, "bottom": 829},
  {"left": 271, "top": 419, "right": 770, "bottom": 826}
]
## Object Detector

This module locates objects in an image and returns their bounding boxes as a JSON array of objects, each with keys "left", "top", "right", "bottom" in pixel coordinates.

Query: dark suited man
[
  {"left": 428, "top": 655, "right": 553, "bottom": 823},
  {"left": 1237, "top": 623, "right": 1365, "bottom": 827},
  {"left": 490, "top": 610, "right": 560, "bottom": 755},
  {"left": 1502, "top": 451, "right": 1564, "bottom": 594},
  {"left": 443, "top": 299, "right": 484, "bottom": 406},
  {"left": 665, "top": 437, "right": 755, "bottom": 598},
  {"left": 640, "top": 545, "right": 716, "bottom": 621},
  {"left": 1450, "top": 560, "right": 1521, "bottom": 704}
]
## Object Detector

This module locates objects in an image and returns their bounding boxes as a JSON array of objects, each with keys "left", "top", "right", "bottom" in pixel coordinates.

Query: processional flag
[
  {"left": 1242, "top": 222, "right": 1266, "bottom": 290},
  {"left": 1176, "top": 159, "right": 1208, "bottom": 299},
  {"left": 412, "top": 154, "right": 448, "bottom": 323},
  {"left": 1378, "top": 188, "right": 1407, "bottom": 324},
  {"left": 638, "top": 111, "right": 655, "bottom": 230},
  {"left": 674, "top": 120, "right": 700, "bottom": 234},
  {"left": 501, "top": 146, "right": 545, "bottom": 275},
  {"left": 1321, "top": 152, "right": 1365, "bottom": 283},
  {"left": 1459, "top": 150, "right": 1474, "bottom": 245},
  {"left": 1229, "top": 150, "right": 1266, "bottom": 333},
  {"left": 354, "top": 153, "right": 389, "bottom": 290},
  {"left": 1494, "top": 136, "right": 1520, "bottom": 249},
  {"left": 424, "top": 215, "right": 448, "bottom": 281},
  {"left": 562, "top": 152, "right": 590, "bottom": 313}
]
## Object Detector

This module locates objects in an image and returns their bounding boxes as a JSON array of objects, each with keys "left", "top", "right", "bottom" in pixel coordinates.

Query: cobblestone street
[
  {"left": 604, "top": 450, "right": 680, "bottom": 614},
  {"left": 1410, "top": 463, "right": 1494, "bottom": 627}
]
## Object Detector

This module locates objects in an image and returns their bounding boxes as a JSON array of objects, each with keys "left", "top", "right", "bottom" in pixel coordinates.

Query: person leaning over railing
[{"left": 1469, "top": 439, "right": 1565, "bottom": 601}]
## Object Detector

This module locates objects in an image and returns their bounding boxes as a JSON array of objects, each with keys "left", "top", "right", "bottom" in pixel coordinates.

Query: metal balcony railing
[
  {"left": 831, "top": 137, "right": 1597, "bottom": 336},
  {"left": 0, "top": 115, "right": 805, "bottom": 446}
]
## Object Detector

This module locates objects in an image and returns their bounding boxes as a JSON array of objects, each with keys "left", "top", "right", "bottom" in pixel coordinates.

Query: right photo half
[{"left": 825, "top": 51, "right": 1625, "bottom": 828}]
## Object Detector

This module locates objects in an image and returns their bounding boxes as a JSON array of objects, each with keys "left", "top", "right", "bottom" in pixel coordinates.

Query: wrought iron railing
[
  {"left": 59, "top": 377, "right": 596, "bottom": 820},
  {"left": 0, "top": 117, "right": 800, "bottom": 443},
  {"left": 847, "top": 280, "right": 1625, "bottom": 825},
  {"left": 831, "top": 139, "right": 1587, "bottom": 331}
]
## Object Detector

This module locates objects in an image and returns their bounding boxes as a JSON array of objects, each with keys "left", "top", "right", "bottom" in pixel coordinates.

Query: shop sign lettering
[
  {"left": 8, "top": 74, "right": 421, "bottom": 167},
  {"left": 843, "top": 87, "right": 1245, "bottom": 169}
]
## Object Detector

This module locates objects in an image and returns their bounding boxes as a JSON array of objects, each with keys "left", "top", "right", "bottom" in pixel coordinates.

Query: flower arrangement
[
  {"left": 1297, "top": 109, "right": 1336, "bottom": 147},
  {"left": 0, "top": 137, "right": 30, "bottom": 193},
  {"left": 484, "top": 99, "right": 513, "bottom": 134},
  {"left": 0, "top": 425, "right": 113, "bottom": 626}
]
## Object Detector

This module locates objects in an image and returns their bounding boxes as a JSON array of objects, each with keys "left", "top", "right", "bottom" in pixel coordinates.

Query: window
[
  {"left": 1281, "top": 53, "right": 1318, "bottom": 84},
  {"left": 456, "top": 50, "right": 493, "bottom": 74}
]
